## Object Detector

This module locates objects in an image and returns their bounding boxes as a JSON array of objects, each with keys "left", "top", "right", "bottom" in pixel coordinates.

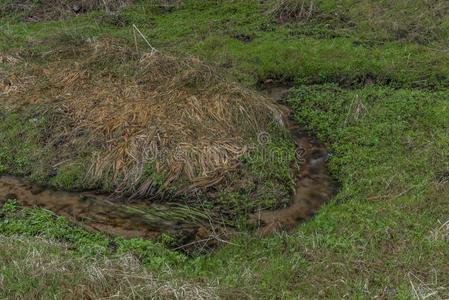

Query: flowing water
[
  {"left": 0, "top": 86, "right": 336, "bottom": 247},
  {"left": 252, "top": 86, "right": 336, "bottom": 235},
  {"left": 0, "top": 176, "right": 216, "bottom": 247}
]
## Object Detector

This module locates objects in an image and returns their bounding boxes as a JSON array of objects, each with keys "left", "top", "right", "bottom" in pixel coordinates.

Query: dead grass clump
[
  {"left": 1, "top": 0, "right": 133, "bottom": 22},
  {"left": 269, "top": 0, "right": 449, "bottom": 43},
  {"left": 0, "top": 54, "right": 21, "bottom": 66},
  {"left": 269, "top": 0, "right": 318, "bottom": 23},
  {"left": 9, "top": 39, "right": 286, "bottom": 198},
  {"left": 0, "top": 55, "right": 33, "bottom": 101}
]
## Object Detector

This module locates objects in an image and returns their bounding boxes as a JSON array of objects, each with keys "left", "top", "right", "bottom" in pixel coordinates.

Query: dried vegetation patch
[
  {"left": 1, "top": 39, "right": 289, "bottom": 203},
  {"left": 0, "top": 0, "right": 133, "bottom": 21},
  {"left": 0, "top": 235, "right": 218, "bottom": 299},
  {"left": 269, "top": 0, "right": 319, "bottom": 23}
]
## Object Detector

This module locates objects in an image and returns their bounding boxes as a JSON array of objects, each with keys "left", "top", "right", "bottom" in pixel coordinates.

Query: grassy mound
[{"left": 1, "top": 38, "right": 295, "bottom": 217}]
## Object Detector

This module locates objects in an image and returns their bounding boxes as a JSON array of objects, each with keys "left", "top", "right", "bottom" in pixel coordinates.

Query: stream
[{"left": 0, "top": 87, "right": 336, "bottom": 248}]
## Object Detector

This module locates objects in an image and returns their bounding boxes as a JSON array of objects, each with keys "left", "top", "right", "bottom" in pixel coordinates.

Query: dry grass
[
  {"left": 1, "top": 0, "right": 133, "bottom": 21},
  {"left": 0, "top": 235, "right": 218, "bottom": 299},
  {"left": 269, "top": 0, "right": 318, "bottom": 23},
  {"left": 4, "top": 39, "right": 285, "bottom": 198},
  {"left": 408, "top": 272, "right": 449, "bottom": 300},
  {"left": 0, "top": 54, "right": 28, "bottom": 100},
  {"left": 430, "top": 220, "right": 449, "bottom": 242}
]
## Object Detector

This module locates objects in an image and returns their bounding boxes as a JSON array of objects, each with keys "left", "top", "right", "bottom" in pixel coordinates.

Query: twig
[
  {"left": 132, "top": 24, "right": 157, "bottom": 54},
  {"left": 212, "top": 235, "right": 238, "bottom": 246},
  {"left": 366, "top": 187, "right": 412, "bottom": 201},
  {"left": 410, "top": 278, "right": 420, "bottom": 299},
  {"left": 102, "top": 0, "right": 110, "bottom": 13},
  {"left": 133, "top": 24, "right": 139, "bottom": 55},
  {"left": 52, "top": 159, "right": 72, "bottom": 168}
]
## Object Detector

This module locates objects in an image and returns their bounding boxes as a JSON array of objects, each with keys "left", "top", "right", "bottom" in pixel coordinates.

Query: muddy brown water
[
  {"left": 0, "top": 87, "right": 335, "bottom": 247},
  {"left": 252, "top": 86, "right": 335, "bottom": 235},
  {"left": 0, "top": 175, "right": 211, "bottom": 243}
]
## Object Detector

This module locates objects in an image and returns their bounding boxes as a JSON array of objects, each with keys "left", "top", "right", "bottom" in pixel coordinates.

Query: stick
[
  {"left": 132, "top": 24, "right": 157, "bottom": 54},
  {"left": 133, "top": 25, "right": 139, "bottom": 55}
]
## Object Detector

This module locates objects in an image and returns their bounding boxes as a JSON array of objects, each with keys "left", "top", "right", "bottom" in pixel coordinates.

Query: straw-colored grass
[
  {"left": 4, "top": 39, "right": 287, "bottom": 199},
  {"left": 0, "top": 0, "right": 133, "bottom": 21},
  {"left": 0, "top": 235, "right": 218, "bottom": 299},
  {"left": 269, "top": 0, "right": 318, "bottom": 23}
]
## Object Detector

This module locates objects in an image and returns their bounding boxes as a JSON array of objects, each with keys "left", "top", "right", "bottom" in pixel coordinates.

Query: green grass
[
  {"left": 173, "top": 86, "right": 449, "bottom": 298},
  {"left": 1, "top": 0, "right": 449, "bottom": 87},
  {"left": 0, "top": 200, "right": 185, "bottom": 268},
  {"left": 0, "top": 108, "right": 98, "bottom": 190},
  {"left": 288, "top": 85, "right": 449, "bottom": 194},
  {"left": 271, "top": 0, "right": 449, "bottom": 43},
  {"left": 0, "top": 109, "right": 49, "bottom": 178},
  {"left": 1, "top": 0, "right": 449, "bottom": 298}
]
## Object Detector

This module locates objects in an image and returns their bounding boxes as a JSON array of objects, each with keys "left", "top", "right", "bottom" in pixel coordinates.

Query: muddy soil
[{"left": 0, "top": 86, "right": 335, "bottom": 247}]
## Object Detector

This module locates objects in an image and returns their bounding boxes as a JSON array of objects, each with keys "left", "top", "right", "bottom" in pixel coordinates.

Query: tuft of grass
[
  {"left": 0, "top": 110, "right": 49, "bottom": 179},
  {"left": 0, "top": 235, "right": 216, "bottom": 299},
  {"left": 269, "top": 0, "right": 318, "bottom": 23},
  {"left": 0, "top": 108, "right": 99, "bottom": 189}
]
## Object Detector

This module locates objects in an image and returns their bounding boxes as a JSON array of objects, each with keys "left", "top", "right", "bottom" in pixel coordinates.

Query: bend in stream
[
  {"left": 252, "top": 85, "right": 336, "bottom": 235},
  {"left": 0, "top": 86, "right": 336, "bottom": 248}
]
